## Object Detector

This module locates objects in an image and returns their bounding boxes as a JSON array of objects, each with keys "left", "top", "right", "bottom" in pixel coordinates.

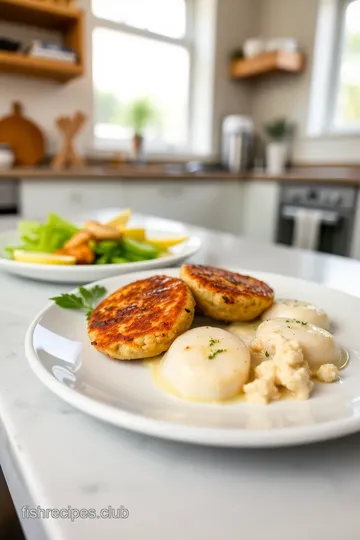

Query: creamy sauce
[
  {"left": 145, "top": 346, "right": 350, "bottom": 402},
  {"left": 313, "top": 348, "right": 348, "bottom": 383},
  {"left": 227, "top": 320, "right": 261, "bottom": 346},
  {"left": 337, "top": 348, "right": 350, "bottom": 371},
  {"left": 257, "top": 318, "right": 343, "bottom": 373}
]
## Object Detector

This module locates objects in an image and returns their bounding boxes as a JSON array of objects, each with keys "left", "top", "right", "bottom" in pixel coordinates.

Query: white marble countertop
[{"left": 2, "top": 214, "right": 360, "bottom": 540}]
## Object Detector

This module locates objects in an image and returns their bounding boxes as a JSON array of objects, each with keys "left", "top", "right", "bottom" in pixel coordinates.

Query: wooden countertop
[
  {"left": 0, "top": 165, "right": 242, "bottom": 180},
  {"left": 1, "top": 165, "right": 360, "bottom": 184}
]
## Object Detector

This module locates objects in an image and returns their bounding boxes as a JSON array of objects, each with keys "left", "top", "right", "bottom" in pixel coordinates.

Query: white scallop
[
  {"left": 256, "top": 318, "right": 341, "bottom": 373},
  {"left": 160, "top": 326, "right": 251, "bottom": 402},
  {"left": 261, "top": 299, "right": 330, "bottom": 330}
]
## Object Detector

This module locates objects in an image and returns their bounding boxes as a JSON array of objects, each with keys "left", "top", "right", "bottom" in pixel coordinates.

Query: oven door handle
[{"left": 282, "top": 206, "right": 340, "bottom": 225}]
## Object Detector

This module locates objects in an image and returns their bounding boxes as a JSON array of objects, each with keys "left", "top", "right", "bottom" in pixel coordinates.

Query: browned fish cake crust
[
  {"left": 180, "top": 264, "right": 274, "bottom": 322},
  {"left": 88, "top": 275, "right": 195, "bottom": 360}
]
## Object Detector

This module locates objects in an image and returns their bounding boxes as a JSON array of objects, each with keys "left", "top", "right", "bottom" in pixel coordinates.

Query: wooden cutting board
[{"left": 0, "top": 102, "right": 45, "bottom": 166}]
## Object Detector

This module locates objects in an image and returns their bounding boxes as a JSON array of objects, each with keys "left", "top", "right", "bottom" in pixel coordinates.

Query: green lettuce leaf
[{"left": 7, "top": 214, "right": 79, "bottom": 256}]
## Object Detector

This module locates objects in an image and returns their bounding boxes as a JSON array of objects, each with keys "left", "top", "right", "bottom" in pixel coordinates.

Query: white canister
[
  {"left": 0, "top": 144, "right": 14, "bottom": 169},
  {"left": 266, "top": 142, "right": 288, "bottom": 175},
  {"left": 243, "top": 38, "right": 265, "bottom": 58}
]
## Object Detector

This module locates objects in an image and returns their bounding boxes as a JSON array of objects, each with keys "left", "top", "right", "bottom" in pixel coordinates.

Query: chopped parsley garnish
[
  {"left": 208, "top": 348, "right": 227, "bottom": 360},
  {"left": 286, "top": 319, "right": 290, "bottom": 323},
  {"left": 287, "top": 325, "right": 291, "bottom": 329},
  {"left": 265, "top": 351, "right": 270, "bottom": 358},
  {"left": 208, "top": 336, "right": 226, "bottom": 360},
  {"left": 301, "top": 321, "right": 308, "bottom": 326}
]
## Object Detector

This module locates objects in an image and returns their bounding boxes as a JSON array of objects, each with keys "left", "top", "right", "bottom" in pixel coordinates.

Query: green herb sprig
[{"left": 51, "top": 285, "right": 107, "bottom": 319}]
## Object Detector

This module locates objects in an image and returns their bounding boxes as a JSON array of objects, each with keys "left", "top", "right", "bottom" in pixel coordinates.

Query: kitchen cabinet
[
  {"left": 240, "top": 181, "right": 280, "bottom": 244},
  {"left": 15, "top": 177, "right": 360, "bottom": 255},
  {"left": 19, "top": 179, "right": 244, "bottom": 234},
  {"left": 119, "top": 180, "right": 243, "bottom": 233},
  {"left": 20, "top": 180, "right": 125, "bottom": 219}
]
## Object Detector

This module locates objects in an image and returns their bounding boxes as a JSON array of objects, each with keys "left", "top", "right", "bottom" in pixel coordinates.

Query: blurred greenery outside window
[{"left": 92, "top": 0, "right": 192, "bottom": 153}]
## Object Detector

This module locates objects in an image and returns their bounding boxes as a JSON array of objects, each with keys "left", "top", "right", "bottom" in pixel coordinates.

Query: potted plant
[
  {"left": 264, "top": 118, "right": 293, "bottom": 175},
  {"left": 126, "top": 98, "right": 156, "bottom": 162}
]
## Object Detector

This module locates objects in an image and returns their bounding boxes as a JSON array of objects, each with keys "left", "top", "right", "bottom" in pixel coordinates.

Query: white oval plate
[
  {"left": 26, "top": 268, "right": 360, "bottom": 448},
  {"left": 0, "top": 216, "right": 201, "bottom": 284}
]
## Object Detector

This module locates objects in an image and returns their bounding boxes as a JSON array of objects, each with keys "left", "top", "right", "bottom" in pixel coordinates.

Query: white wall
[
  {"left": 211, "top": 0, "right": 259, "bottom": 152},
  {"left": 250, "top": 0, "right": 318, "bottom": 145},
  {"left": 251, "top": 0, "right": 360, "bottom": 164}
]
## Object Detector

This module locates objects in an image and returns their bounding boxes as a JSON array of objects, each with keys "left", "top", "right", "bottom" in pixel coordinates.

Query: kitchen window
[
  {"left": 331, "top": 0, "right": 360, "bottom": 131},
  {"left": 92, "top": 0, "right": 193, "bottom": 153}
]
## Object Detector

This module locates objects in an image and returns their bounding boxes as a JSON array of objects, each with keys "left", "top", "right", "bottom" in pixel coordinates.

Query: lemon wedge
[
  {"left": 146, "top": 236, "right": 189, "bottom": 250},
  {"left": 107, "top": 209, "right": 132, "bottom": 229},
  {"left": 13, "top": 250, "right": 76, "bottom": 265},
  {"left": 121, "top": 228, "right": 146, "bottom": 241}
]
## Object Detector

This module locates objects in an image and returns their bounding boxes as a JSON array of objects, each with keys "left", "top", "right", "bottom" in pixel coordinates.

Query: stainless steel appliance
[
  {"left": 221, "top": 115, "right": 254, "bottom": 172},
  {"left": 0, "top": 180, "right": 18, "bottom": 215},
  {"left": 276, "top": 184, "right": 357, "bottom": 256}
]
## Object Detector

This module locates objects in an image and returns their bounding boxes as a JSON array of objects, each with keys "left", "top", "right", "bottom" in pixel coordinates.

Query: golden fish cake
[
  {"left": 88, "top": 275, "right": 195, "bottom": 360},
  {"left": 180, "top": 264, "right": 274, "bottom": 322}
]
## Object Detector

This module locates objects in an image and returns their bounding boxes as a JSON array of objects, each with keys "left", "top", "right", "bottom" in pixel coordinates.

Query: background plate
[{"left": 0, "top": 214, "right": 201, "bottom": 283}]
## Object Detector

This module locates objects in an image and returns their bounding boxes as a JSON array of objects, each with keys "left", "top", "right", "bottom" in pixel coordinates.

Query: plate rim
[{"left": 25, "top": 267, "right": 360, "bottom": 448}]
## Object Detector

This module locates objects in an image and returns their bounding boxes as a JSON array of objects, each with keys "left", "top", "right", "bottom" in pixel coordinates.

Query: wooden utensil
[
  {"left": 0, "top": 102, "right": 45, "bottom": 166},
  {"left": 51, "top": 111, "right": 86, "bottom": 169}
]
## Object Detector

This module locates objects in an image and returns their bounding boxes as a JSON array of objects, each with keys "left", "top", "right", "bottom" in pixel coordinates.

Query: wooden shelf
[
  {"left": 0, "top": 0, "right": 80, "bottom": 29},
  {"left": 0, "top": 51, "right": 83, "bottom": 81},
  {"left": 230, "top": 51, "right": 305, "bottom": 80},
  {"left": 0, "top": 0, "right": 84, "bottom": 82}
]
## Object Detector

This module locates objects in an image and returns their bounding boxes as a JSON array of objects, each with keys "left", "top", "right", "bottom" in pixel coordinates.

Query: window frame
[
  {"left": 91, "top": 0, "right": 195, "bottom": 154},
  {"left": 327, "top": 0, "right": 360, "bottom": 134}
]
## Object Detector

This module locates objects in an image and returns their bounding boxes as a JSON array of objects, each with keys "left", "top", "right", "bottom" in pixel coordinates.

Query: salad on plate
[{"left": 5, "top": 209, "right": 189, "bottom": 266}]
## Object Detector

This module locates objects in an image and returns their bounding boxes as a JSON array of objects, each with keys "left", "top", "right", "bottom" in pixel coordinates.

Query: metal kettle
[{"left": 221, "top": 115, "right": 254, "bottom": 172}]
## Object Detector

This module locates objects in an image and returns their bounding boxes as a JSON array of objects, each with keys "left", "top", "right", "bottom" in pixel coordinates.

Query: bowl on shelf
[
  {"left": 243, "top": 38, "right": 265, "bottom": 58},
  {"left": 0, "top": 144, "right": 14, "bottom": 170}
]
